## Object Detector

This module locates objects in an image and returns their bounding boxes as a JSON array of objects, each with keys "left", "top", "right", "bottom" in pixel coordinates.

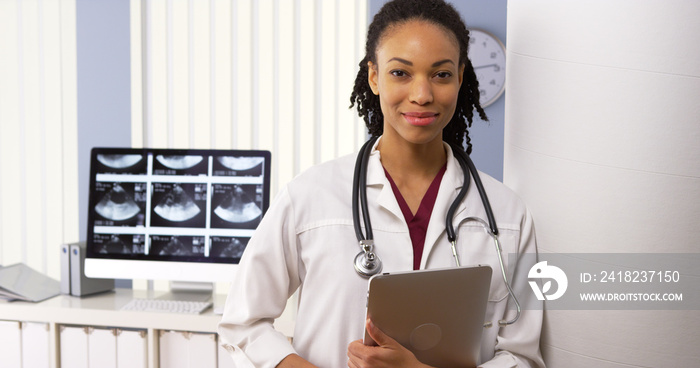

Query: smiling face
[{"left": 368, "top": 20, "right": 464, "bottom": 149}]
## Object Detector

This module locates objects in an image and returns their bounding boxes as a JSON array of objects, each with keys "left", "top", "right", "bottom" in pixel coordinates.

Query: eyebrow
[{"left": 388, "top": 57, "right": 456, "bottom": 67}]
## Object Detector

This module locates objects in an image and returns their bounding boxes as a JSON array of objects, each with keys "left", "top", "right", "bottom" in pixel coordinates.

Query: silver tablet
[{"left": 363, "top": 265, "right": 492, "bottom": 367}]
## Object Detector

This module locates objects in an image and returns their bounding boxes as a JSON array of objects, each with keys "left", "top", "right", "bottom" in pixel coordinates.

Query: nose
[{"left": 409, "top": 77, "right": 433, "bottom": 105}]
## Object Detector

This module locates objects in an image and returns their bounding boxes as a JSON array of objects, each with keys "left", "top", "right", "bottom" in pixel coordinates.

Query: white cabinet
[{"left": 0, "top": 288, "right": 294, "bottom": 368}]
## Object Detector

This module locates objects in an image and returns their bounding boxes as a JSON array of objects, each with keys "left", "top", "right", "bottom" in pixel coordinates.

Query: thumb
[{"left": 366, "top": 318, "right": 396, "bottom": 347}]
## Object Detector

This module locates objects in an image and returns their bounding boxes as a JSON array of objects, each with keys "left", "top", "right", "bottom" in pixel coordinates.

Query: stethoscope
[{"left": 351, "top": 136, "right": 521, "bottom": 327}]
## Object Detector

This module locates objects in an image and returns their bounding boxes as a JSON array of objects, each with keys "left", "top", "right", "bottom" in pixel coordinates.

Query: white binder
[
  {"left": 188, "top": 332, "right": 217, "bottom": 368},
  {"left": 0, "top": 321, "right": 22, "bottom": 367},
  {"left": 116, "top": 329, "right": 147, "bottom": 368},
  {"left": 60, "top": 326, "right": 89, "bottom": 368},
  {"left": 22, "top": 322, "right": 51, "bottom": 368},
  {"left": 88, "top": 328, "right": 117, "bottom": 368},
  {"left": 159, "top": 330, "right": 217, "bottom": 368},
  {"left": 159, "top": 331, "right": 190, "bottom": 368}
]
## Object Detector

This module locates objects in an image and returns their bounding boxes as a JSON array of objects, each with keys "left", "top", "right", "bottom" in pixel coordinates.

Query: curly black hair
[{"left": 349, "top": 0, "right": 487, "bottom": 154}]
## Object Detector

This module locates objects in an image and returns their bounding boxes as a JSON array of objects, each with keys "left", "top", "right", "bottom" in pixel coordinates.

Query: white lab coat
[{"left": 218, "top": 139, "right": 545, "bottom": 368}]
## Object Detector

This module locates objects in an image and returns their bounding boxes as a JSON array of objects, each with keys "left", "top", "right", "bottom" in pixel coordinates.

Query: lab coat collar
[
  {"left": 365, "top": 137, "right": 403, "bottom": 221},
  {"left": 363, "top": 137, "right": 490, "bottom": 268}
]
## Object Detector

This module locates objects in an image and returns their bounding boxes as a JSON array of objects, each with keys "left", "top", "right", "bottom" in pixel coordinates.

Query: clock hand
[{"left": 473, "top": 64, "right": 500, "bottom": 70}]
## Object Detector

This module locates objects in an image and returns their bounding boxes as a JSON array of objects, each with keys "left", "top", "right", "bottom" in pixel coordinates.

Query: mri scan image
[
  {"left": 150, "top": 183, "right": 207, "bottom": 227},
  {"left": 153, "top": 155, "right": 207, "bottom": 176},
  {"left": 93, "top": 182, "right": 146, "bottom": 226},
  {"left": 210, "top": 236, "right": 249, "bottom": 260},
  {"left": 149, "top": 235, "right": 205, "bottom": 257},
  {"left": 95, "top": 154, "right": 147, "bottom": 174},
  {"left": 210, "top": 184, "right": 263, "bottom": 229},
  {"left": 213, "top": 156, "right": 264, "bottom": 177},
  {"left": 92, "top": 233, "right": 145, "bottom": 255}
]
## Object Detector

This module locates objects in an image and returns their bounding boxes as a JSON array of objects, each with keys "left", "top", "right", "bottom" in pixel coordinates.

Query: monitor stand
[{"left": 155, "top": 281, "right": 213, "bottom": 302}]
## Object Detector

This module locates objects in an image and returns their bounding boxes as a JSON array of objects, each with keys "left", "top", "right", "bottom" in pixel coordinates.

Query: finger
[
  {"left": 366, "top": 318, "right": 396, "bottom": 347},
  {"left": 347, "top": 340, "right": 366, "bottom": 368},
  {"left": 347, "top": 339, "right": 362, "bottom": 357}
]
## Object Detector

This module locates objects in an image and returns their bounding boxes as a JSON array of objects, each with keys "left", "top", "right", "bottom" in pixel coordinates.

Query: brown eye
[
  {"left": 390, "top": 70, "right": 408, "bottom": 77},
  {"left": 435, "top": 71, "right": 452, "bottom": 79}
]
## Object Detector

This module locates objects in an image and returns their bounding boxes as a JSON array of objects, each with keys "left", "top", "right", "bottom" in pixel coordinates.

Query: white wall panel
[
  {"left": 146, "top": 0, "right": 169, "bottom": 148},
  {"left": 233, "top": 0, "right": 253, "bottom": 150},
  {"left": 192, "top": 0, "right": 212, "bottom": 148},
  {"left": 0, "top": 0, "right": 78, "bottom": 282},
  {"left": 60, "top": 0, "right": 79, "bottom": 247},
  {"left": 212, "top": 0, "right": 233, "bottom": 150},
  {"left": 505, "top": 1, "right": 700, "bottom": 367},
  {"left": 318, "top": 0, "right": 337, "bottom": 163},
  {"left": 21, "top": 0, "right": 44, "bottom": 271},
  {"left": 275, "top": 0, "right": 296, "bottom": 193},
  {"left": 171, "top": 0, "right": 191, "bottom": 148},
  {"left": 131, "top": 0, "right": 145, "bottom": 147},
  {"left": 42, "top": 0, "right": 67, "bottom": 279},
  {"left": 0, "top": 0, "right": 24, "bottom": 266},
  {"left": 255, "top": 0, "right": 275, "bottom": 154},
  {"left": 296, "top": 0, "right": 316, "bottom": 173}
]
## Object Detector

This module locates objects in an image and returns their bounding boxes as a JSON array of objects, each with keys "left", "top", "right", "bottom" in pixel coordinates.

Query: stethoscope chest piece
[{"left": 354, "top": 240, "right": 382, "bottom": 278}]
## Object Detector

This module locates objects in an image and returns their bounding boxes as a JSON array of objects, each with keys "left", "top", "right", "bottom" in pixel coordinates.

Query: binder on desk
[
  {"left": 0, "top": 263, "right": 60, "bottom": 302},
  {"left": 60, "top": 243, "right": 71, "bottom": 294}
]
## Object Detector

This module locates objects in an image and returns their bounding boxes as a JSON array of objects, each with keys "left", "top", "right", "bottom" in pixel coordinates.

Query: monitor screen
[{"left": 84, "top": 147, "right": 271, "bottom": 282}]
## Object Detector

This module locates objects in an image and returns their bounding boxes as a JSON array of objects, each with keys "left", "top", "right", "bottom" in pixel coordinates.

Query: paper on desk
[{"left": 0, "top": 263, "right": 60, "bottom": 302}]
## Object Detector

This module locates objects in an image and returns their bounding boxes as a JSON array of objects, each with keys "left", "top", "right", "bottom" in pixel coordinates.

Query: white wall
[{"left": 505, "top": 0, "right": 700, "bottom": 366}]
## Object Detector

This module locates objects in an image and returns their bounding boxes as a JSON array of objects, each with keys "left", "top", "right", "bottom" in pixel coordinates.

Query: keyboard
[{"left": 121, "top": 298, "right": 213, "bottom": 314}]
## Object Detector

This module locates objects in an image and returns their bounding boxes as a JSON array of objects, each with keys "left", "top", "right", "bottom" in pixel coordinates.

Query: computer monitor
[{"left": 84, "top": 147, "right": 271, "bottom": 285}]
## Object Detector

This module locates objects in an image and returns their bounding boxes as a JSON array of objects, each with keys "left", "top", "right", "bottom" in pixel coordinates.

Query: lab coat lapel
[{"left": 420, "top": 143, "right": 478, "bottom": 269}]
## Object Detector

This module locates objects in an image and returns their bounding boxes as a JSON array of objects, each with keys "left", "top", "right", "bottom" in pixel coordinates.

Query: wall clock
[{"left": 467, "top": 28, "right": 506, "bottom": 107}]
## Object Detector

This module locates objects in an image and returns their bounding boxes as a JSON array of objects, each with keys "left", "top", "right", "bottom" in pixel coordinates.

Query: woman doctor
[{"left": 218, "top": 0, "right": 545, "bottom": 367}]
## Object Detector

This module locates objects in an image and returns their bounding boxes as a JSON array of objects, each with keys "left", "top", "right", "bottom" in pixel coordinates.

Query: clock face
[{"left": 467, "top": 29, "right": 506, "bottom": 107}]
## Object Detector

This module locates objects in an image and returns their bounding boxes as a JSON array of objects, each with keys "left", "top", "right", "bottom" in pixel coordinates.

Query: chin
[{"left": 400, "top": 132, "right": 445, "bottom": 146}]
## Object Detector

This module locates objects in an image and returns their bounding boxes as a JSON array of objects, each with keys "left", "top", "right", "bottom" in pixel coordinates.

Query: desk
[{"left": 0, "top": 288, "right": 295, "bottom": 368}]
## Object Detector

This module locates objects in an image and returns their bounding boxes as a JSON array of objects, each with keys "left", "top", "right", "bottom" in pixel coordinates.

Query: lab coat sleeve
[
  {"left": 218, "top": 186, "right": 302, "bottom": 367},
  {"left": 479, "top": 208, "right": 546, "bottom": 368}
]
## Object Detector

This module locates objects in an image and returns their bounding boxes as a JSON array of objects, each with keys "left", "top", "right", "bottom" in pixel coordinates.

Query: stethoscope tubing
[
  {"left": 351, "top": 137, "right": 521, "bottom": 326},
  {"left": 352, "top": 136, "right": 378, "bottom": 242}
]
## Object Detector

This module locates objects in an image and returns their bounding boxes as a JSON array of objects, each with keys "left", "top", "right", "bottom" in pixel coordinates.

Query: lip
[{"left": 403, "top": 112, "right": 439, "bottom": 126}]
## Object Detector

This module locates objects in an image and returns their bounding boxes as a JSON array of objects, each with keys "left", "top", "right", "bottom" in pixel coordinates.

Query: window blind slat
[
  {"left": 0, "top": 0, "right": 78, "bottom": 278},
  {"left": 134, "top": 0, "right": 368, "bottom": 198}
]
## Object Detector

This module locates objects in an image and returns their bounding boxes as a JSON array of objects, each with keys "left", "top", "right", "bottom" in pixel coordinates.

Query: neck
[{"left": 377, "top": 136, "right": 446, "bottom": 179}]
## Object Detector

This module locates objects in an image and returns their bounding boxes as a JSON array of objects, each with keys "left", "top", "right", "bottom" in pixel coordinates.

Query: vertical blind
[
  {"left": 0, "top": 0, "right": 79, "bottom": 279},
  {"left": 130, "top": 0, "right": 369, "bottom": 198}
]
